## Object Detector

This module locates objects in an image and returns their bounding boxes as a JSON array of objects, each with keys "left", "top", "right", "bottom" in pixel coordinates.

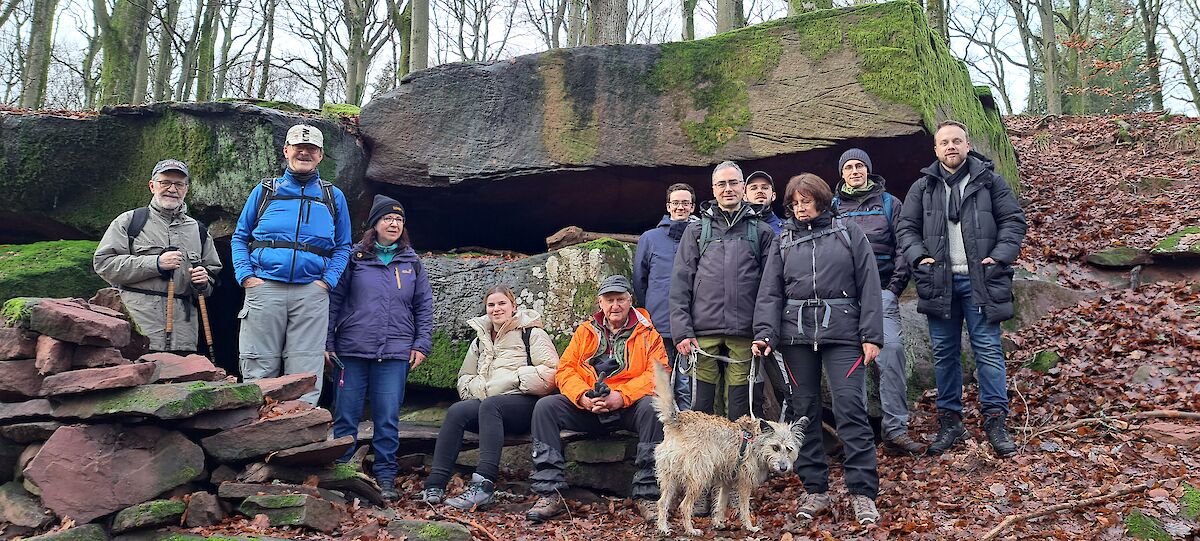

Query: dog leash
[{"left": 685, "top": 347, "right": 760, "bottom": 420}]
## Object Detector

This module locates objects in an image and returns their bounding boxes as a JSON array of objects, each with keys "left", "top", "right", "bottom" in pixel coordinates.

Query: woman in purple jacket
[{"left": 326, "top": 194, "right": 434, "bottom": 501}]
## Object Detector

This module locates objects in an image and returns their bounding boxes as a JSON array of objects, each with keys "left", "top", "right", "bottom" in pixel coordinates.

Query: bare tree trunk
[
  {"left": 152, "top": 0, "right": 179, "bottom": 101},
  {"left": 212, "top": 2, "right": 238, "bottom": 99},
  {"left": 176, "top": 0, "right": 205, "bottom": 100},
  {"left": 1138, "top": 0, "right": 1164, "bottom": 111},
  {"left": 410, "top": 0, "right": 428, "bottom": 70},
  {"left": 715, "top": 0, "right": 738, "bottom": 32},
  {"left": 682, "top": 0, "right": 696, "bottom": 39},
  {"left": 132, "top": 36, "right": 149, "bottom": 102},
  {"left": 567, "top": 0, "right": 584, "bottom": 45},
  {"left": 0, "top": 0, "right": 21, "bottom": 28},
  {"left": 193, "top": 0, "right": 220, "bottom": 101},
  {"left": 256, "top": 0, "right": 277, "bottom": 97},
  {"left": 97, "top": 0, "right": 154, "bottom": 105},
  {"left": 19, "top": 0, "right": 59, "bottom": 108},
  {"left": 587, "top": 0, "right": 627, "bottom": 43},
  {"left": 1036, "top": 0, "right": 1062, "bottom": 114},
  {"left": 788, "top": 0, "right": 831, "bottom": 15},
  {"left": 926, "top": 0, "right": 948, "bottom": 42},
  {"left": 1165, "top": 24, "right": 1200, "bottom": 108}
]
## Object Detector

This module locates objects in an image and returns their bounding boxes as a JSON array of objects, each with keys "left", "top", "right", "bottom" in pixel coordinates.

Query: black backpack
[
  {"left": 255, "top": 177, "right": 337, "bottom": 223},
  {"left": 126, "top": 207, "right": 209, "bottom": 254},
  {"left": 697, "top": 213, "right": 762, "bottom": 263}
]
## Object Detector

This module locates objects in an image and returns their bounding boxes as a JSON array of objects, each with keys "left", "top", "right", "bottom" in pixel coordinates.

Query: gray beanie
[{"left": 838, "top": 148, "right": 873, "bottom": 174}]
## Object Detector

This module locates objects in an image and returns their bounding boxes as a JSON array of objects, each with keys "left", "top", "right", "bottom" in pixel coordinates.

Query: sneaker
[
  {"left": 444, "top": 473, "right": 496, "bottom": 511},
  {"left": 526, "top": 493, "right": 566, "bottom": 522},
  {"left": 412, "top": 487, "right": 445, "bottom": 504},
  {"left": 633, "top": 498, "right": 657, "bottom": 522},
  {"left": 882, "top": 433, "right": 926, "bottom": 456},
  {"left": 983, "top": 411, "right": 1017, "bottom": 458},
  {"left": 795, "top": 492, "right": 832, "bottom": 521},
  {"left": 691, "top": 488, "right": 711, "bottom": 517},
  {"left": 926, "top": 409, "right": 968, "bottom": 456},
  {"left": 851, "top": 494, "right": 879, "bottom": 525}
]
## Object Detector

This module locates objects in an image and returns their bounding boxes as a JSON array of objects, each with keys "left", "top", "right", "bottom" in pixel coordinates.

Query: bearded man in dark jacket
[{"left": 896, "top": 120, "right": 1027, "bottom": 458}]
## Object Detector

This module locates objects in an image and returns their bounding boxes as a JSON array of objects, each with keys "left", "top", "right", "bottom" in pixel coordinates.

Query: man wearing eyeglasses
[
  {"left": 670, "top": 161, "right": 775, "bottom": 422},
  {"left": 94, "top": 159, "right": 222, "bottom": 352},
  {"left": 633, "top": 182, "right": 697, "bottom": 409}
]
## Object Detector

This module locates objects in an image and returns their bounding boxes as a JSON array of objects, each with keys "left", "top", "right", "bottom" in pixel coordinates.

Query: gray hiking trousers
[
  {"left": 877, "top": 289, "right": 910, "bottom": 439},
  {"left": 238, "top": 280, "right": 328, "bottom": 404}
]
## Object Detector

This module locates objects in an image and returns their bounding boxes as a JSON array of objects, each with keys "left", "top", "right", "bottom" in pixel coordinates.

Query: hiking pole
[
  {"left": 164, "top": 246, "right": 178, "bottom": 350},
  {"left": 188, "top": 252, "right": 214, "bottom": 355}
]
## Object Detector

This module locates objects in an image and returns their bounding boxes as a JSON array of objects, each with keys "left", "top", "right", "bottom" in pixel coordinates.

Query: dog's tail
[{"left": 652, "top": 360, "right": 678, "bottom": 426}]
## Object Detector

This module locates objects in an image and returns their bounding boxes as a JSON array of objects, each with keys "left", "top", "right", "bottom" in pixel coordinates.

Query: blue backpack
[{"left": 832, "top": 192, "right": 895, "bottom": 261}]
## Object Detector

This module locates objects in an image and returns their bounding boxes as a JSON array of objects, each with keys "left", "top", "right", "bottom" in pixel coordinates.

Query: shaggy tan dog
[{"left": 652, "top": 362, "right": 807, "bottom": 536}]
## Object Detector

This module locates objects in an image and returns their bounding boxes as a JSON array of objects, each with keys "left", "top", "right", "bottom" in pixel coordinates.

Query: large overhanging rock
[
  {"left": 360, "top": 2, "right": 1017, "bottom": 251},
  {"left": 0, "top": 101, "right": 367, "bottom": 243}
]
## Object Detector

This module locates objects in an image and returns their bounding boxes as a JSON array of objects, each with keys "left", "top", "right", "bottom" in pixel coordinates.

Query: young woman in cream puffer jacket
[{"left": 457, "top": 307, "right": 558, "bottom": 398}]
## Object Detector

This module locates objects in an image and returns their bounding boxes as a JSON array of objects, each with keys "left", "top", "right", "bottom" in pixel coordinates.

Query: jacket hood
[
  {"left": 833, "top": 173, "right": 888, "bottom": 200},
  {"left": 698, "top": 200, "right": 762, "bottom": 223},
  {"left": 656, "top": 214, "right": 697, "bottom": 227},
  {"left": 468, "top": 307, "right": 545, "bottom": 336},
  {"left": 920, "top": 150, "right": 996, "bottom": 182}
]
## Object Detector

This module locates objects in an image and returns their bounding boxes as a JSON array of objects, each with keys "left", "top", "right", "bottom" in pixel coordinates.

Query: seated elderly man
[{"left": 526, "top": 275, "right": 668, "bottom": 523}]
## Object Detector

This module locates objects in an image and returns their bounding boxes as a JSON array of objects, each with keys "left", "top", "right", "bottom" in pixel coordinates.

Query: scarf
[
  {"left": 939, "top": 165, "right": 969, "bottom": 224},
  {"left": 375, "top": 242, "right": 398, "bottom": 265},
  {"left": 840, "top": 178, "right": 875, "bottom": 197}
]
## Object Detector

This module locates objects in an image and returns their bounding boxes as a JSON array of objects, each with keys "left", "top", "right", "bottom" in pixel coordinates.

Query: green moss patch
[
  {"left": 321, "top": 103, "right": 362, "bottom": 117},
  {"left": 647, "top": 24, "right": 785, "bottom": 154},
  {"left": 1023, "top": 350, "right": 1061, "bottom": 372},
  {"left": 2, "top": 296, "right": 40, "bottom": 327},
  {"left": 1152, "top": 226, "right": 1200, "bottom": 254},
  {"left": 0, "top": 241, "right": 106, "bottom": 305},
  {"left": 1183, "top": 483, "right": 1200, "bottom": 519},
  {"left": 540, "top": 50, "right": 600, "bottom": 163},
  {"left": 409, "top": 330, "right": 470, "bottom": 389},
  {"left": 1125, "top": 509, "right": 1171, "bottom": 540}
]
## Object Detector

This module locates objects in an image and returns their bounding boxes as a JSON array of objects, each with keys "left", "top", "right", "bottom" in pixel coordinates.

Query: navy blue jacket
[
  {"left": 633, "top": 215, "right": 691, "bottom": 339},
  {"left": 326, "top": 244, "right": 434, "bottom": 360}
]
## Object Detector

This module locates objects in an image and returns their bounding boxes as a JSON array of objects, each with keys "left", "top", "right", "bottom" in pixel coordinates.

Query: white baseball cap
[{"left": 285, "top": 124, "right": 324, "bottom": 148}]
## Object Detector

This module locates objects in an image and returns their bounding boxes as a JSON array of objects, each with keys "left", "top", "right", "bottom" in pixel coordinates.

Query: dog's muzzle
[{"left": 772, "top": 460, "right": 793, "bottom": 474}]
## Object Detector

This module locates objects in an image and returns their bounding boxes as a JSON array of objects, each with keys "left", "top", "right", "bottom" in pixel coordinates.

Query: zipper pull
[{"left": 395, "top": 267, "right": 402, "bottom": 289}]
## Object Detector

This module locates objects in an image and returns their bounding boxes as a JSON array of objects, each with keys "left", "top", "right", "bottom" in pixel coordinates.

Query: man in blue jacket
[
  {"left": 633, "top": 182, "right": 696, "bottom": 409},
  {"left": 231, "top": 124, "right": 353, "bottom": 404}
]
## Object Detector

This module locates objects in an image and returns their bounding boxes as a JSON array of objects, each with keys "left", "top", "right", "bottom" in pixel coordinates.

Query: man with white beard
[{"left": 94, "top": 159, "right": 222, "bottom": 352}]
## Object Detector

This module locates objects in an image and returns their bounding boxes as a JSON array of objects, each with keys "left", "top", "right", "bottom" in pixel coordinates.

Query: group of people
[{"left": 91, "top": 119, "right": 1026, "bottom": 527}]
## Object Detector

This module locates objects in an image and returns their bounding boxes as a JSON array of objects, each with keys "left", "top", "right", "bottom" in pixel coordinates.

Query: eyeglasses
[
  {"left": 712, "top": 180, "right": 744, "bottom": 189},
  {"left": 156, "top": 180, "right": 189, "bottom": 189},
  {"left": 667, "top": 201, "right": 694, "bottom": 207},
  {"left": 379, "top": 216, "right": 405, "bottom": 225}
]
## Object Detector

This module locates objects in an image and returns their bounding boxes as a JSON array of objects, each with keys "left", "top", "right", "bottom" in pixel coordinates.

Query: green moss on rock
[
  {"left": 321, "top": 103, "right": 362, "bottom": 117},
  {"left": 409, "top": 330, "right": 469, "bottom": 389},
  {"left": 1183, "top": 483, "right": 1200, "bottom": 519},
  {"left": 331, "top": 462, "right": 359, "bottom": 480},
  {"left": 1152, "top": 226, "right": 1200, "bottom": 254},
  {"left": 417, "top": 523, "right": 452, "bottom": 541},
  {"left": 1125, "top": 509, "right": 1171, "bottom": 540},
  {"left": 1024, "top": 350, "right": 1061, "bottom": 372},
  {"left": 0, "top": 241, "right": 107, "bottom": 305},
  {"left": 113, "top": 499, "right": 186, "bottom": 531},
  {"left": 648, "top": 25, "right": 785, "bottom": 154},
  {"left": 540, "top": 50, "right": 600, "bottom": 163},
  {"left": 2, "top": 296, "right": 40, "bottom": 327}
]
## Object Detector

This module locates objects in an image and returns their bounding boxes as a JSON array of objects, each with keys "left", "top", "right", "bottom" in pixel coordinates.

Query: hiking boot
[
  {"left": 851, "top": 495, "right": 879, "bottom": 525},
  {"left": 983, "top": 411, "right": 1017, "bottom": 458},
  {"left": 378, "top": 479, "right": 398, "bottom": 502},
  {"left": 634, "top": 498, "right": 657, "bottom": 522},
  {"left": 882, "top": 433, "right": 926, "bottom": 456},
  {"left": 926, "top": 409, "right": 967, "bottom": 456},
  {"left": 412, "top": 487, "right": 445, "bottom": 504},
  {"left": 526, "top": 493, "right": 566, "bottom": 522},
  {"left": 444, "top": 473, "right": 496, "bottom": 511},
  {"left": 795, "top": 492, "right": 832, "bottom": 521},
  {"left": 691, "top": 488, "right": 711, "bottom": 517}
]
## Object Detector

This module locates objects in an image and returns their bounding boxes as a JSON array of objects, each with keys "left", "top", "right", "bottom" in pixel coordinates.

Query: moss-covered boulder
[
  {"left": 0, "top": 241, "right": 107, "bottom": 304},
  {"left": 1152, "top": 226, "right": 1200, "bottom": 257},
  {"left": 0, "top": 101, "right": 367, "bottom": 242},
  {"left": 411, "top": 238, "right": 633, "bottom": 389},
  {"left": 361, "top": 1, "right": 1017, "bottom": 190},
  {"left": 111, "top": 499, "right": 186, "bottom": 533},
  {"left": 1086, "top": 246, "right": 1154, "bottom": 268}
]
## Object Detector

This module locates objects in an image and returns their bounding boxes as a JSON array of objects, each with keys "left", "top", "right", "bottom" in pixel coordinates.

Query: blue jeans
[
  {"left": 927, "top": 275, "right": 1008, "bottom": 415},
  {"left": 332, "top": 356, "right": 409, "bottom": 483}
]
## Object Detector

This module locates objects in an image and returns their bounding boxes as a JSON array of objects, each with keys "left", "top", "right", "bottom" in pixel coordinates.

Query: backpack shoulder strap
[
  {"left": 522, "top": 328, "right": 534, "bottom": 366},
  {"left": 254, "top": 178, "right": 278, "bottom": 225},
  {"left": 834, "top": 218, "right": 853, "bottom": 248},
  {"left": 196, "top": 220, "right": 209, "bottom": 249},
  {"left": 126, "top": 207, "right": 151, "bottom": 254},
  {"left": 318, "top": 180, "right": 337, "bottom": 219},
  {"left": 698, "top": 215, "right": 714, "bottom": 256},
  {"left": 831, "top": 196, "right": 841, "bottom": 215}
]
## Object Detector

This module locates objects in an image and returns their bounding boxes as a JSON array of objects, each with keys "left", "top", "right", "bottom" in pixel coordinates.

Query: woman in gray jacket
[
  {"left": 751, "top": 173, "right": 884, "bottom": 527},
  {"left": 415, "top": 285, "right": 559, "bottom": 510}
]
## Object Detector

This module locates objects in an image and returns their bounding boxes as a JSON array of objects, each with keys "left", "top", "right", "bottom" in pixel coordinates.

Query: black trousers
[
  {"left": 425, "top": 394, "right": 539, "bottom": 489},
  {"left": 529, "top": 394, "right": 663, "bottom": 499},
  {"left": 781, "top": 343, "right": 879, "bottom": 499}
]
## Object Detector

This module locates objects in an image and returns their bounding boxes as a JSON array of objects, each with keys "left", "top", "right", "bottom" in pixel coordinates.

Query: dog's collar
[{"left": 735, "top": 429, "right": 754, "bottom": 470}]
